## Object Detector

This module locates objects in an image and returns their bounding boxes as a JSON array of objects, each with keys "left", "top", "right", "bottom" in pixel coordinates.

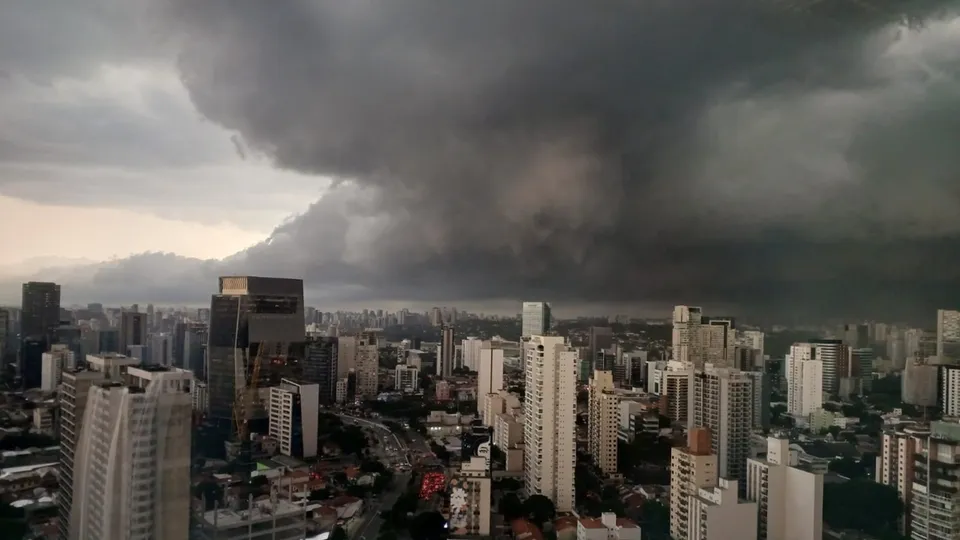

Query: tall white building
[
  {"left": 69, "top": 366, "right": 193, "bottom": 540},
  {"left": 521, "top": 302, "right": 552, "bottom": 339},
  {"left": 672, "top": 305, "right": 703, "bottom": 366},
  {"left": 670, "top": 428, "right": 718, "bottom": 540},
  {"left": 395, "top": 364, "right": 420, "bottom": 393},
  {"left": 462, "top": 337, "right": 484, "bottom": 371},
  {"left": 745, "top": 437, "right": 824, "bottom": 540},
  {"left": 701, "top": 318, "right": 736, "bottom": 368},
  {"left": 355, "top": 332, "right": 379, "bottom": 398},
  {"left": 41, "top": 344, "right": 75, "bottom": 392},
  {"left": 337, "top": 335, "right": 357, "bottom": 379},
  {"left": 943, "top": 366, "right": 960, "bottom": 416},
  {"left": 937, "top": 309, "right": 960, "bottom": 362},
  {"left": 588, "top": 370, "right": 619, "bottom": 476},
  {"left": 689, "top": 478, "right": 758, "bottom": 540},
  {"left": 909, "top": 421, "right": 960, "bottom": 540},
  {"left": 268, "top": 379, "right": 319, "bottom": 458},
  {"left": 876, "top": 423, "right": 929, "bottom": 537},
  {"left": 523, "top": 335, "right": 577, "bottom": 512},
  {"left": 477, "top": 345, "right": 504, "bottom": 416},
  {"left": 786, "top": 344, "right": 824, "bottom": 416},
  {"left": 690, "top": 368, "right": 754, "bottom": 482}
]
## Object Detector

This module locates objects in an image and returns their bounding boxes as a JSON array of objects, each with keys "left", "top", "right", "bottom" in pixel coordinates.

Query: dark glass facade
[
  {"left": 304, "top": 337, "right": 338, "bottom": 404},
  {"left": 206, "top": 277, "right": 306, "bottom": 425}
]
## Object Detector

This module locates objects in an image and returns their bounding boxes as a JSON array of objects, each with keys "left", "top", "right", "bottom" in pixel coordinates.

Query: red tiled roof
[{"left": 510, "top": 519, "right": 544, "bottom": 540}]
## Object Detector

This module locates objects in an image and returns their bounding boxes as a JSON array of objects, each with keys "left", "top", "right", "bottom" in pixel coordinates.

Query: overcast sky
[{"left": 2, "top": 1, "right": 959, "bottom": 320}]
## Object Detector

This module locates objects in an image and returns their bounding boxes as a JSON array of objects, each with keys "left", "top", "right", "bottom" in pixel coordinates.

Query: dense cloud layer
[{"left": 9, "top": 0, "right": 960, "bottom": 320}]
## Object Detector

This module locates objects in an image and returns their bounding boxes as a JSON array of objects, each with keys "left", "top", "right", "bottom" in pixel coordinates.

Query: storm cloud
[{"left": 7, "top": 0, "right": 960, "bottom": 320}]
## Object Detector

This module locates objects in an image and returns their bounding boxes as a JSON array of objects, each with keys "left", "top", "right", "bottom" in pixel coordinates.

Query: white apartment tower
[
  {"left": 942, "top": 366, "right": 960, "bottom": 417},
  {"left": 937, "top": 309, "right": 960, "bottom": 362},
  {"left": 523, "top": 335, "right": 577, "bottom": 512},
  {"left": 462, "top": 337, "right": 484, "bottom": 371},
  {"left": 909, "top": 421, "right": 960, "bottom": 540},
  {"left": 268, "top": 379, "right": 320, "bottom": 458},
  {"left": 745, "top": 437, "right": 824, "bottom": 540},
  {"left": 876, "top": 423, "right": 929, "bottom": 536},
  {"left": 690, "top": 368, "right": 754, "bottom": 482},
  {"left": 477, "top": 345, "right": 504, "bottom": 416},
  {"left": 522, "top": 302, "right": 552, "bottom": 339},
  {"left": 69, "top": 366, "right": 193, "bottom": 540},
  {"left": 701, "top": 318, "right": 736, "bottom": 368},
  {"left": 670, "top": 427, "right": 718, "bottom": 540},
  {"left": 786, "top": 344, "right": 824, "bottom": 416},
  {"left": 355, "top": 332, "right": 379, "bottom": 398},
  {"left": 673, "top": 305, "right": 703, "bottom": 366},
  {"left": 588, "top": 370, "right": 619, "bottom": 476},
  {"left": 689, "top": 478, "right": 758, "bottom": 540},
  {"left": 41, "top": 344, "right": 75, "bottom": 392}
]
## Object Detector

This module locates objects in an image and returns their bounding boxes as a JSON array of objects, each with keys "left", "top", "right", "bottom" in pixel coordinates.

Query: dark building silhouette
[
  {"left": 20, "top": 282, "right": 60, "bottom": 389},
  {"left": 119, "top": 311, "right": 146, "bottom": 356},
  {"left": 304, "top": 337, "right": 338, "bottom": 404},
  {"left": 588, "top": 327, "right": 613, "bottom": 372},
  {"left": 97, "top": 329, "right": 120, "bottom": 354},
  {"left": 439, "top": 325, "right": 455, "bottom": 378},
  {"left": 206, "top": 276, "right": 306, "bottom": 427}
]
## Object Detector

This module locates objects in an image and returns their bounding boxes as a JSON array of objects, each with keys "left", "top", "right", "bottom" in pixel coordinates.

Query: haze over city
[{"left": 1, "top": 1, "right": 958, "bottom": 321}]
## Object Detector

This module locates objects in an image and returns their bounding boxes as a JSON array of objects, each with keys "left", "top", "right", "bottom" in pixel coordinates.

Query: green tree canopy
[
  {"left": 524, "top": 494, "right": 556, "bottom": 528},
  {"left": 823, "top": 479, "right": 903, "bottom": 534}
]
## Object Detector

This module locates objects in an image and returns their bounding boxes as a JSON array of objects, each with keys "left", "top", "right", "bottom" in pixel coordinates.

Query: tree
[
  {"left": 409, "top": 511, "right": 448, "bottom": 540},
  {"left": 309, "top": 488, "right": 332, "bottom": 501},
  {"left": 639, "top": 501, "right": 670, "bottom": 540},
  {"left": 330, "top": 526, "right": 348, "bottom": 540},
  {"left": 823, "top": 479, "right": 902, "bottom": 535},
  {"left": 499, "top": 493, "right": 524, "bottom": 520},
  {"left": 524, "top": 494, "right": 556, "bottom": 528}
]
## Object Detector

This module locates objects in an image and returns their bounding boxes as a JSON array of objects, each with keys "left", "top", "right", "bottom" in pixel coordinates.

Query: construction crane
[{"left": 232, "top": 341, "right": 267, "bottom": 444}]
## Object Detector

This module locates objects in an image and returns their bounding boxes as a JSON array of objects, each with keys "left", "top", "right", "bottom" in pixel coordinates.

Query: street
[{"left": 337, "top": 414, "right": 414, "bottom": 540}]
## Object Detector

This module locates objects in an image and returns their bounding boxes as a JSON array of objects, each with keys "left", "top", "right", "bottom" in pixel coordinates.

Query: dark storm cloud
[{"left": 10, "top": 0, "right": 960, "bottom": 319}]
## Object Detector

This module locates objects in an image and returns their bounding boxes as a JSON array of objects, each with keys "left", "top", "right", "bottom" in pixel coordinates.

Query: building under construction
[{"left": 206, "top": 276, "right": 306, "bottom": 439}]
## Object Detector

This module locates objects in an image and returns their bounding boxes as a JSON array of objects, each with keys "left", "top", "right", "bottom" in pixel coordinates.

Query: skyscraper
[
  {"left": 786, "top": 344, "right": 824, "bottom": 416},
  {"left": 588, "top": 327, "right": 614, "bottom": 371},
  {"left": 937, "top": 309, "right": 960, "bottom": 362},
  {"left": 476, "top": 345, "right": 504, "bottom": 415},
  {"left": 206, "top": 276, "right": 306, "bottom": 425},
  {"left": 439, "top": 324, "right": 455, "bottom": 378},
  {"left": 355, "top": 332, "right": 379, "bottom": 398},
  {"left": 523, "top": 335, "right": 577, "bottom": 512},
  {"left": 58, "top": 353, "right": 140, "bottom": 540},
  {"left": 521, "top": 302, "right": 551, "bottom": 339},
  {"left": 69, "top": 365, "right": 193, "bottom": 540},
  {"left": 21, "top": 281, "right": 61, "bottom": 388},
  {"left": 746, "top": 437, "right": 824, "bottom": 540},
  {"left": 304, "top": 337, "right": 338, "bottom": 403},
  {"left": 21, "top": 281, "right": 61, "bottom": 343},
  {"left": 588, "top": 370, "right": 619, "bottom": 476},
  {"left": 119, "top": 311, "right": 147, "bottom": 357},
  {"left": 690, "top": 368, "right": 754, "bottom": 482},
  {"left": 461, "top": 336, "right": 484, "bottom": 371},
  {"left": 672, "top": 305, "right": 703, "bottom": 366}
]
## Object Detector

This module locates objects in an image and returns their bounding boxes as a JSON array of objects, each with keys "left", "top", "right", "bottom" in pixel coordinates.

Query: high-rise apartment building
[
  {"left": 689, "top": 478, "right": 758, "bottom": 540},
  {"left": 438, "top": 325, "right": 455, "bottom": 378},
  {"left": 205, "top": 276, "right": 306, "bottom": 425},
  {"left": 448, "top": 455, "right": 493, "bottom": 537},
  {"left": 119, "top": 311, "right": 147, "bottom": 357},
  {"left": 937, "top": 309, "right": 960, "bottom": 362},
  {"left": 304, "top": 337, "right": 338, "bottom": 404},
  {"left": 477, "top": 345, "right": 504, "bottom": 416},
  {"left": 745, "top": 371, "right": 771, "bottom": 431},
  {"left": 745, "top": 437, "right": 824, "bottom": 540},
  {"left": 672, "top": 305, "right": 703, "bottom": 366},
  {"left": 788, "top": 340, "right": 845, "bottom": 399},
  {"left": 462, "top": 337, "right": 484, "bottom": 371},
  {"left": 648, "top": 361, "right": 693, "bottom": 424},
  {"left": 588, "top": 370, "right": 619, "bottom": 476},
  {"left": 69, "top": 365, "right": 193, "bottom": 540},
  {"left": 850, "top": 347, "right": 875, "bottom": 393},
  {"left": 521, "top": 302, "right": 552, "bottom": 339},
  {"left": 355, "top": 332, "right": 379, "bottom": 398},
  {"left": 690, "top": 368, "right": 754, "bottom": 482},
  {"left": 41, "top": 344, "right": 75, "bottom": 392},
  {"left": 523, "top": 335, "right": 577, "bottom": 512},
  {"left": 268, "top": 379, "right": 319, "bottom": 459},
  {"left": 337, "top": 335, "right": 357, "bottom": 379},
  {"left": 909, "top": 422, "right": 960, "bottom": 540},
  {"left": 903, "top": 356, "right": 939, "bottom": 407},
  {"left": 876, "top": 423, "right": 929, "bottom": 536},
  {"left": 737, "top": 329, "right": 765, "bottom": 360},
  {"left": 786, "top": 344, "right": 824, "bottom": 416},
  {"left": 670, "top": 427, "right": 718, "bottom": 540},
  {"left": 57, "top": 353, "right": 138, "bottom": 540},
  {"left": 943, "top": 366, "right": 960, "bottom": 416},
  {"left": 395, "top": 364, "right": 420, "bottom": 392},
  {"left": 701, "top": 318, "right": 736, "bottom": 368},
  {"left": 0, "top": 308, "right": 11, "bottom": 378}
]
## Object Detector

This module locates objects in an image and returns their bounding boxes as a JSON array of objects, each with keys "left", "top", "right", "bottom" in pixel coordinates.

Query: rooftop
[{"left": 200, "top": 499, "right": 303, "bottom": 529}]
